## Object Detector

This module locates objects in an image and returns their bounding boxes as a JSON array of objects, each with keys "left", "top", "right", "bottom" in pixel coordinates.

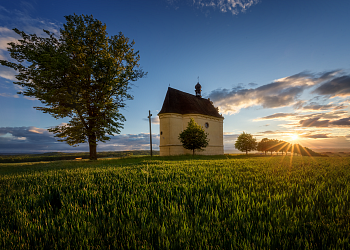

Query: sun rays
[{"left": 291, "top": 134, "right": 299, "bottom": 141}]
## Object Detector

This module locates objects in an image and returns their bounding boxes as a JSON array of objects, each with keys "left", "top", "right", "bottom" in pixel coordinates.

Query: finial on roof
[{"left": 195, "top": 79, "right": 201, "bottom": 97}]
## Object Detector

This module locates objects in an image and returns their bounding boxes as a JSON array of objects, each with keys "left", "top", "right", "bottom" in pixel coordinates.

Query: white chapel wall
[{"left": 159, "top": 113, "right": 224, "bottom": 156}]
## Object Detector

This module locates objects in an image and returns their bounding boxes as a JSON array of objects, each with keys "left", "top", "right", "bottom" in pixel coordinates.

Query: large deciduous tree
[
  {"left": 0, "top": 14, "right": 146, "bottom": 160},
  {"left": 178, "top": 118, "right": 209, "bottom": 156},
  {"left": 235, "top": 131, "right": 257, "bottom": 155}
]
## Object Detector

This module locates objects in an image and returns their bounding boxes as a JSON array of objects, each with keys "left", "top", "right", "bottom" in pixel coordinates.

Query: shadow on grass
[{"left": 0, "top": 153, "right": 289, "bottom": 176}]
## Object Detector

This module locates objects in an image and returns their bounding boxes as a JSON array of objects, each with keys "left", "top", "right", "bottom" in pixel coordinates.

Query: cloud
[
  {"left": 0, "top": 6, "right": 61, "bottom": 78},
  {"left": 330, "top": 117, "right": 350, "bottom": 126},
  {"left": 0, "top": 27, "right": 13, "bottom": 33},
  {"left": 316, "top": 110, "right": 348, "bottom": 120},
  {"left": 248, "top": 82, "right": 258, "bottom": 87},
  {"left": 258, "top": 130, "right": 282, "bottom": 134},
  {"left": 298, "top": 117, "right": 350, "bottom": 128},
  {"left": 223, "top": 132, "right": 239, "bottom": 141},
  {"left": 0, "top": 126, "right": 159, "bottom": 153},
  {"left": 0, "top": 126, "right": 56, "bottom": 145},
  {"left": 208, "top": 71, "right": 339, "bottom": 114},
  {"left": 0, "top": 29, "right": 20, "bottom": 62},
  {"left": 222, "top": 132, "right": 240, "bottom": 153},
  {"left": 299, "top": 118, "right": 329, "bottom": 127},
  {"left": 142, "top": 116, "right": 160, "bottom": 124},
  {"left": 256, "top": 109, "right": 349, "bottom": 127},
  {"left": 0, "top": 8, "right": 61, "bottom": 93},
  {"left": 301, "top": 133, "right": 330, "bottom": 139},
  {"left": 254, "top": 112, "right": 297, "bottom": 121},
  {"left": 103, "top": 133, "right": 160, "bottom": 151},
  {"left": 300, "top": 102, "right": 343, "bottom": 111},
  {"left": 0, "top": 6, "right": 10, "bottom": 13},
  {"left": 166, "top": 0, "right": 259, "bottom": 15},
  {"left": 0, "top": 92, "right": 19, "bottom": 98},
  {"left": 305, "top": 136, "right": 350, "bottom": 151},
  {"left": 23, "top": 96, "right": 38, "bottom": 101},
  {"left": 193, "top": 0, "right": 260, "bottom": 15},
  {"left": 0, "top": 66, "right": 17, "bottom": 80},
  {"left": 313, "top": 75, "right": 350, "bottom": 97}
]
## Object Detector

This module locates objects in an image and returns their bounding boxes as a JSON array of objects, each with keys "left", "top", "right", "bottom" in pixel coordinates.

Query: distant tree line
[
  {"left": 235, "top": 132, "right": 325, "bottom": 157},
  {"left": 257, "top": 138, "right": 323, "bottom": 156}
]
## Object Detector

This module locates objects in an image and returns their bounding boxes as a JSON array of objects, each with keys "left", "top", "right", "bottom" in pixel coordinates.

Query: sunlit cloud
[
  {"left": 330, "top": 117, "right": 350, "bottom": 127},
  {"left": 299, "top": 117, "right": 350, "bottom": 128},
  {"left": 258, "top": 130, "right": 283, "bottom": 135},
  {"left": 28, "top": 127, "right": 46, "bottom": 134},
  {"left": 298, "top": 102, "right": 346, "bottom": 112},
  {"left": 299, "top": 118, "right": 329, "bottom": 127},
  {"left": 300, "top": 133, "right": 330, "bottom": 139},
  {"left": 254, "top": 113, "right": 297, "bottom": 121},
  {"left": 313, "top": 75, "right": 350, "bottom": 97},
  {"left": 208, "top": 71, "right": 340, "bottom": 114}
]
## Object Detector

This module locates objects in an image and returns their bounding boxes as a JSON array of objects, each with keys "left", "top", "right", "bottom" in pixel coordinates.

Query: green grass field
[{"left": 0, "top": 155, "right": 349, "bottom": 249}]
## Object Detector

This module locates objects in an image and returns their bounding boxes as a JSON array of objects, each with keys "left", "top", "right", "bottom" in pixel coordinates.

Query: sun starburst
[{"left": 291, "top": 134, "right": 299, "bottom": 141}]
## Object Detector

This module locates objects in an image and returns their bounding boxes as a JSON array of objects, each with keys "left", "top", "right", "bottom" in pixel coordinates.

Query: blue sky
[{"left": 0, "top": 0, "right": 350, "bottom": 153}]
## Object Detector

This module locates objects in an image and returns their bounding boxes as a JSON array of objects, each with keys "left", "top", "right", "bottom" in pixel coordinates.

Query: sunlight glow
[{"left": 291, "top": 134, "right": 299, "bottom": 141}]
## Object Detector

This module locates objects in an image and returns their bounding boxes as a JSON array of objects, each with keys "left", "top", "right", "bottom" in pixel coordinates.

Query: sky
[{"left": 0, "top": 0, "right": 350, "bottom": 154}]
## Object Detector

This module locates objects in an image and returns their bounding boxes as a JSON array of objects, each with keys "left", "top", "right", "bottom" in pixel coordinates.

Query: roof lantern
[{"left": 195, "top": 82, "right": 201, "bottom": 97}]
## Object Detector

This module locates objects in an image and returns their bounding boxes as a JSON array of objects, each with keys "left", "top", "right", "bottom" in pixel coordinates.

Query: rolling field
[{"left": 0, "top": 155, "right": 349, "bottom": 249}]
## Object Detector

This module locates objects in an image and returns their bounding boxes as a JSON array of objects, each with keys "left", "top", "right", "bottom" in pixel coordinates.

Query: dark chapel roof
[{"left": 158, "top": 87, "right": 223, "bottom": 118}]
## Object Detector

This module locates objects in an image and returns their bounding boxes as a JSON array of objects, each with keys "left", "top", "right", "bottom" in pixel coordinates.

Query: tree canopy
[
  {"left": 256, "top": 138, "right": 324, "bottom": 156},
  {"left": 0, "top": 14, "right": 146, "bottom": 160},
  {"left": 178, "top": 118, "right": 209, "bottom": 156},
  {"left": 257, "top": 138, "right": 270, "bottom": 155},
  {"left": 235, "top": 132, "right": 257, "bottom": 155}
]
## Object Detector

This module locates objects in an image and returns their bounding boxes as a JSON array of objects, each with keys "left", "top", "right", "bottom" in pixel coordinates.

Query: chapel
[{"left": 158, "top": 83, "right": 224, "bottom": 156}]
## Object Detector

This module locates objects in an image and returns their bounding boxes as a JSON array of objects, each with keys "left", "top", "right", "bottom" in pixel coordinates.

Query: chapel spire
[{"left": 195, "top": 78, "right": 201, "bottom": 97}]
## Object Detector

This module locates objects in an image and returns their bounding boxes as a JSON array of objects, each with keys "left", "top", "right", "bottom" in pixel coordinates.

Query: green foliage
[
  {"left": 235, "top": 131, "right": 257, "bottom": 154},
  {"left": 0, "top": 155, "right": 349, "bottom": 249},
  {"left": 0, "top": 14, "right": 146, "bottom": 160},
  {"left": 257, "top": 137, "right": 270, "bottom": 155},
  {"left": 178, "top": 118, "right": 209, "bottom": 155},
  {"left": 257, "top": 138, "right": 324, "bottom": 156}
]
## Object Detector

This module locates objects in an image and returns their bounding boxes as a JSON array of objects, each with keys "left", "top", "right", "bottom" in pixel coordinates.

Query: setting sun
[{"left": 291, "top": 134, "right": 299, "bottom": 141}]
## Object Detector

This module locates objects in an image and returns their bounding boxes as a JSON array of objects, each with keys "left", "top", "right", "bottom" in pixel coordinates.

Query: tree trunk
[
  {"left": 246, "top": 150, "right": 248, "bottom": 155},
  {"left": 193, "top": 148, "right": 195, "bottom": 156},
  {"left": 89, "top": 134, "right": 97, "bottom": 160}
]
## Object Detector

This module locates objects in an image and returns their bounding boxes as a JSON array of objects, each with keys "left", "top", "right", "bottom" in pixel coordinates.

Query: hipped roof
[{"left": 158, "top": 87, "right": 223, "bottom": 118}]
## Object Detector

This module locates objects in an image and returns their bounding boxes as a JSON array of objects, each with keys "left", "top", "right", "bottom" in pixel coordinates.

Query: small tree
[
  {"left": 267, "top": 139, "right": 279, "bottom": 155},
  {"left": 235, "top": 132, "right": 257, "bottom": 155},
  {"left": 257, "top": 138, "right": 270, "bottom": 155},
  {"left": 279, "top": 141, "right": 291, "bottom": 155},
  {"left": 178, "top": 118, "right": 209, "bottom": 156}
]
